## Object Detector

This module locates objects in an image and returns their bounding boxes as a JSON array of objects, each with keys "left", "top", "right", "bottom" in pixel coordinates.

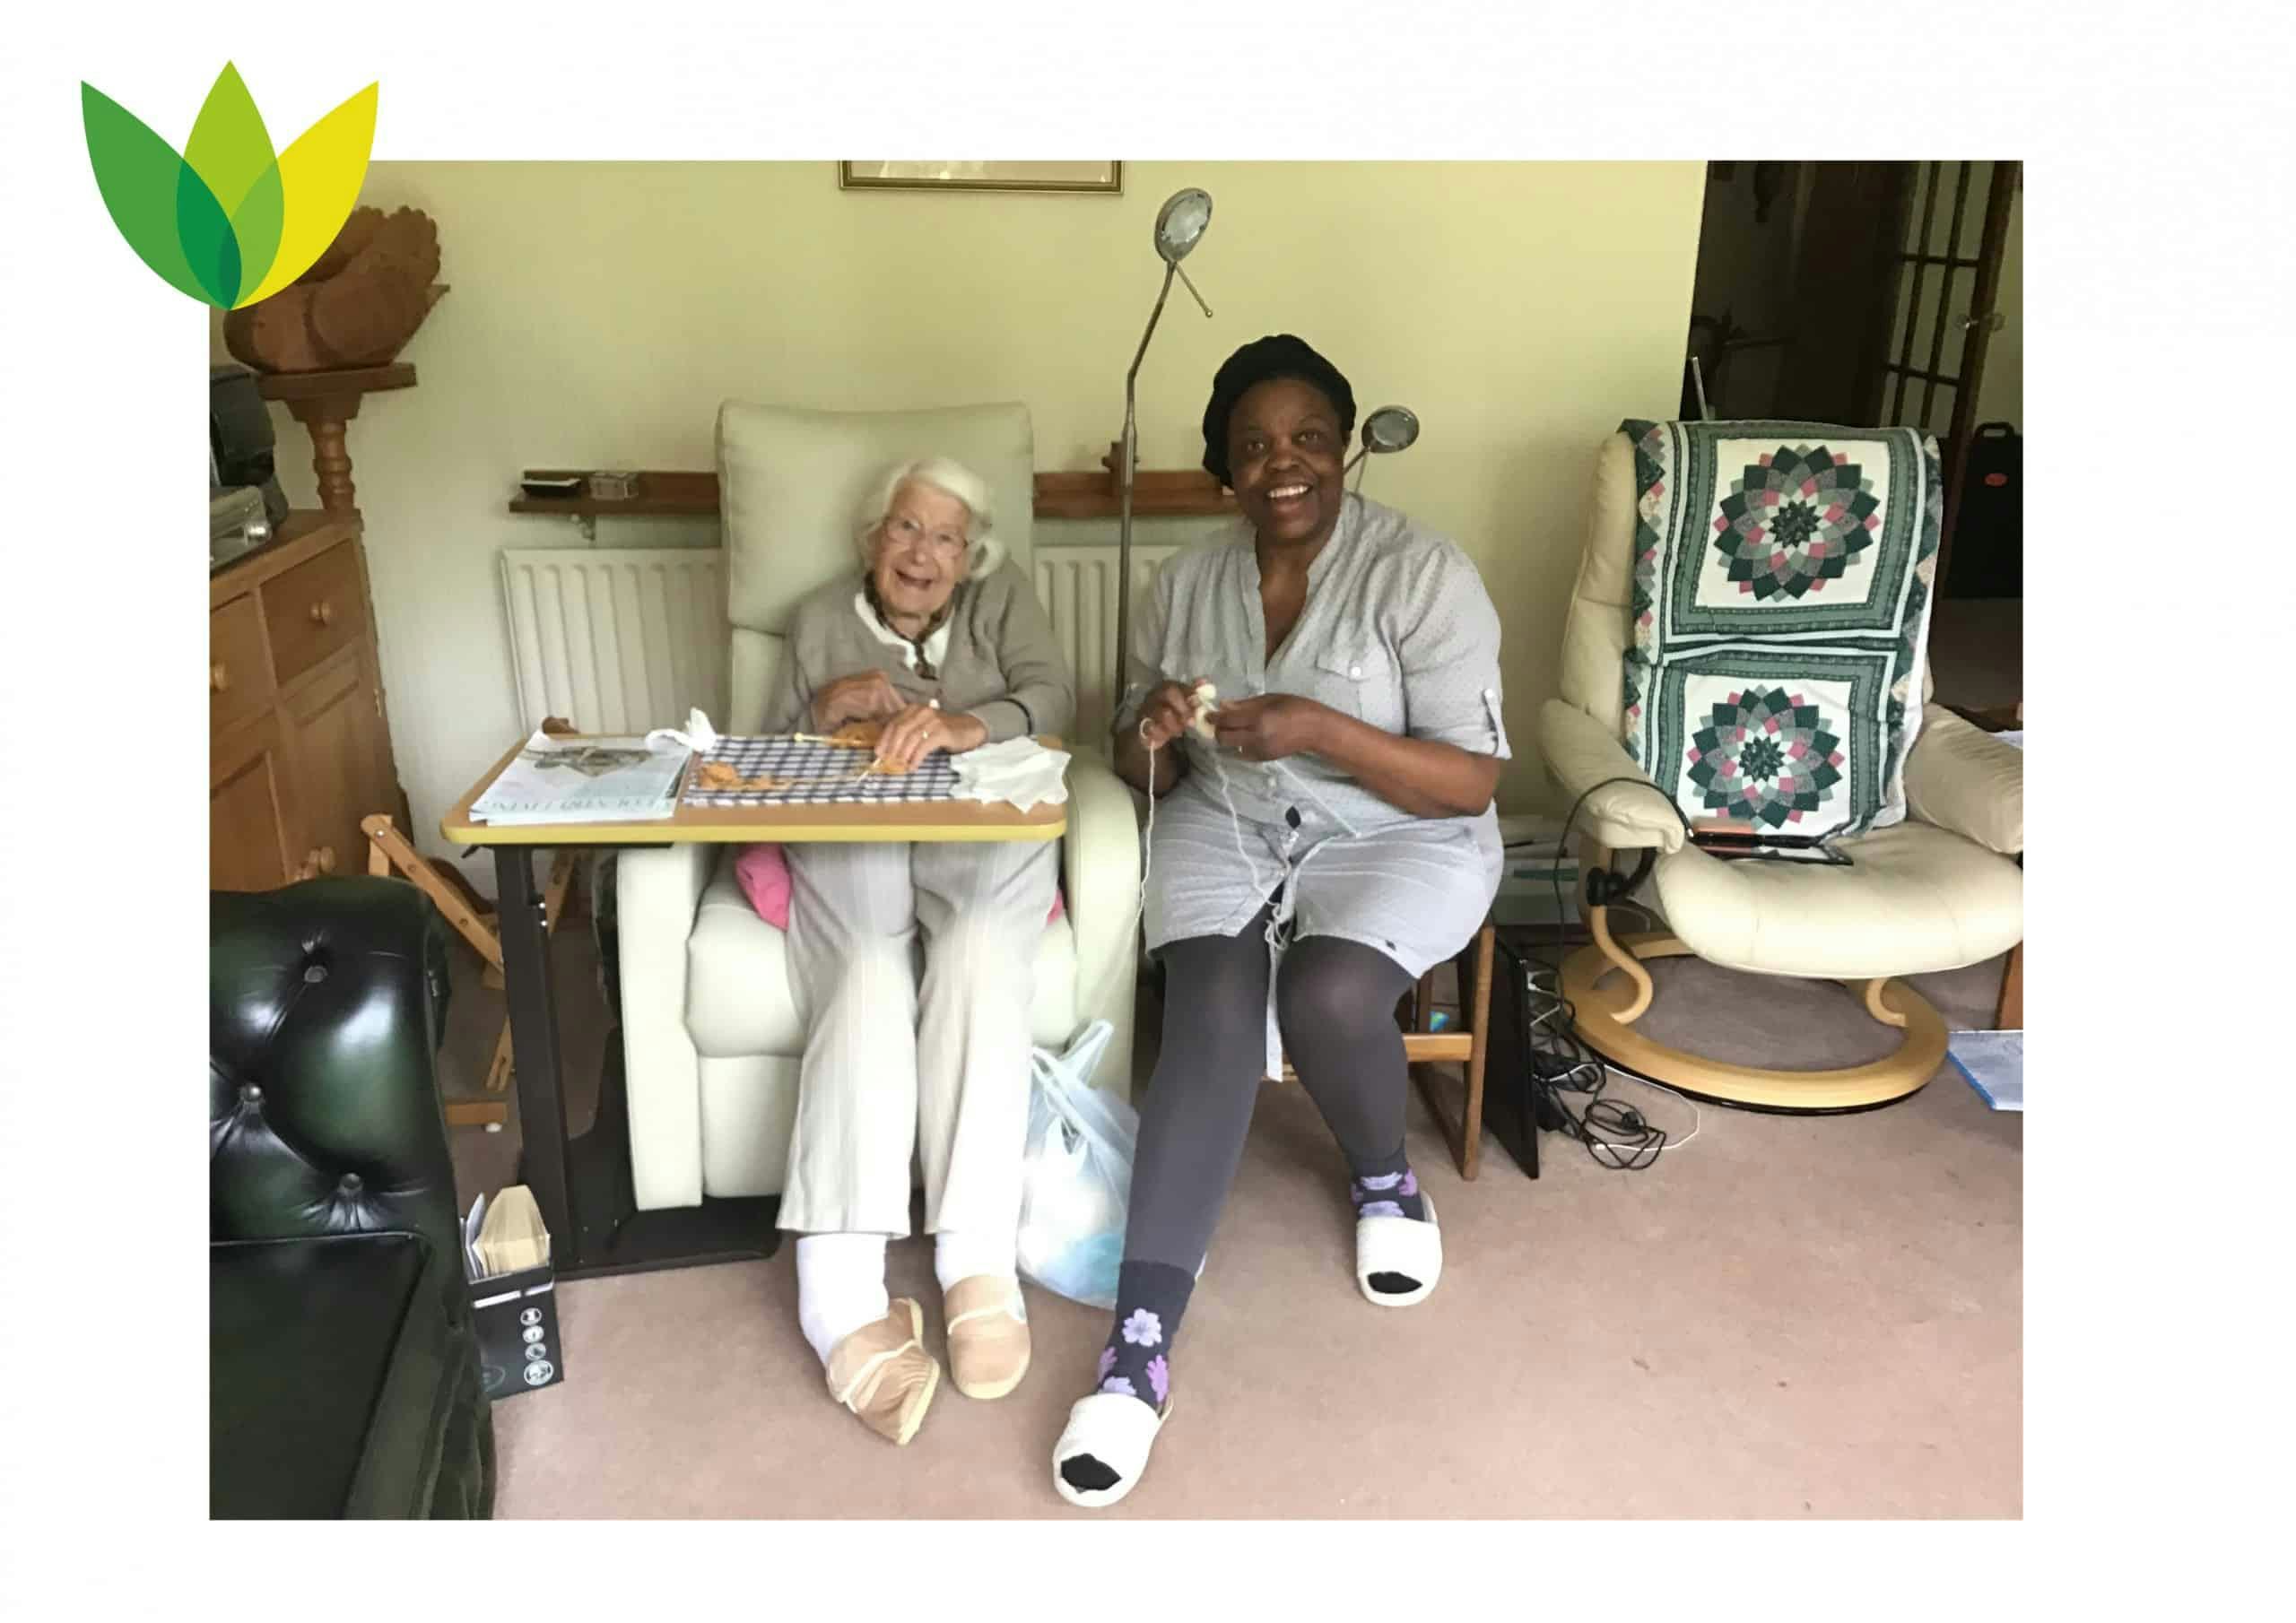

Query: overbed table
[{"left": 441, "top": 736, "right": 1065, "bottom": 1279}]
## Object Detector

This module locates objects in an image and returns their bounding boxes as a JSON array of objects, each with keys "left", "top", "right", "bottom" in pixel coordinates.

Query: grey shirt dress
[{"left": 1118, "top": 494, "right": 1511, "bottom": 1077}]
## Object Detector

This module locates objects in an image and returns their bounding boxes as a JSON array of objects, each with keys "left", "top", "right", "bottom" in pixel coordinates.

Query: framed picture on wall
[{"left": 838, "top": 161, "right": 1122, "bottom": 195}]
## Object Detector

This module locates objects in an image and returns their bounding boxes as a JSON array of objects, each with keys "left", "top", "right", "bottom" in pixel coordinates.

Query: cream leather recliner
[
  {"left": 1537, "top": 430, "right": 2023, "bottom": 1109},
  {"left": 614, "top": 402, "right": 1140, "bottom": 1211}
]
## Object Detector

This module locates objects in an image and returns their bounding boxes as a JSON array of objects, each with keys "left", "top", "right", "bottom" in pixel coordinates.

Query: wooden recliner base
[{"left": 1561, "top": 927, "right": 1949, "bottom": 1112}]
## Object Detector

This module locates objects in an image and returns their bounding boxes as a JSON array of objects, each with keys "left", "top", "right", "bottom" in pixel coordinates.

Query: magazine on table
[{"left": 468, "top": 731, "right": 692, "bottom": 825}]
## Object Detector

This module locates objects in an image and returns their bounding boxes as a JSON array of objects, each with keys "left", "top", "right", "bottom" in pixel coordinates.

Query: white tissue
[
  {"left": 645, "top": 707, "right": 721, "bottom": 754},
  {"left": 952, "top": 737, "right": 1072, "bottom": 812}
]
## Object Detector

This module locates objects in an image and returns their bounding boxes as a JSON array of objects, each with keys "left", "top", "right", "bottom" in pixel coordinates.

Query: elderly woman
[
  {"left": 761, "top": 456, "right": 1073, "bottom": 1445},
  {"left": 1051, "top": 336, "right": 1509, "bottom": 1506}
]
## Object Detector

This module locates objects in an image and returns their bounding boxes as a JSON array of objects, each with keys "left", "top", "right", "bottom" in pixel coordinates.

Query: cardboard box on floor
[{"left": 465, "top": 1186, "right": 565, "bottom": 1400}]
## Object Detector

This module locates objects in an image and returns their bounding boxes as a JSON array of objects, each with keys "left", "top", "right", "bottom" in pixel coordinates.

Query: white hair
[{"left": 855, "top": 456, "right": 1005, "bottom": 580}]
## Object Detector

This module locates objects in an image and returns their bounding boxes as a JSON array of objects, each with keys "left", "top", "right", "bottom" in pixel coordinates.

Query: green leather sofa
[{"left": 210, "top": 878, "right": 495, "bottom": 1518}]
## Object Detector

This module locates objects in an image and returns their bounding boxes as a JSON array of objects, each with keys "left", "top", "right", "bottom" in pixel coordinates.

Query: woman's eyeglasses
[{"left": 884, "top": 515, "right": 968, "bottom": 558}]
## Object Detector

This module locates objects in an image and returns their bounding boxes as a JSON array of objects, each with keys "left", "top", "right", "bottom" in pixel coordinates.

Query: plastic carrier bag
[{"left": 1015, "top": 1020, "right": 1135, "bottom": 1310}]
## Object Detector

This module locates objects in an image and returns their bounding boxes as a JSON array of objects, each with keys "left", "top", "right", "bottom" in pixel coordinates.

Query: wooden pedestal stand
[{"left": 257, "top": 363, "right": 419, "bottom": 517}]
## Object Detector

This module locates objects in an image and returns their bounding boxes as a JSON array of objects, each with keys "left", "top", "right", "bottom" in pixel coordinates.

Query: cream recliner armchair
[
  {"left": 1538, "top": 430, "right": 2023, "bottom": 1109},
  {"left": 614, "top": 402, "right": 1140, "bottom": 1211}
]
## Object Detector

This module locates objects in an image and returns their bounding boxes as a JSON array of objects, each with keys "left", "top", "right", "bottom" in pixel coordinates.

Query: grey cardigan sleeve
[
  {"left": 759, "top": 650, "right": 809, "bottom": 736},
  {"left": 970, "top": 564, "right": 1075, "bottom": 743},
  {"left": 757, "top": 596, "right": 827, "bottom": 736}
]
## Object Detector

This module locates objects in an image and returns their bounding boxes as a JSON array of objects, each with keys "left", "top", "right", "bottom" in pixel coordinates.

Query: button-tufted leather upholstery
[{"left": 210, "top": 878, "right": 494, "bottom": 1519}]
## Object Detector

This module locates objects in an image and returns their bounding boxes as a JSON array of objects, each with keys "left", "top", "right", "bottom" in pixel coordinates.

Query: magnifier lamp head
[
  {"left": 1361, "top": 404, "right": 1421, "bottom": 456},
  {"left": 1154, "top": 189, "right": 1213, "bottom": 265}
]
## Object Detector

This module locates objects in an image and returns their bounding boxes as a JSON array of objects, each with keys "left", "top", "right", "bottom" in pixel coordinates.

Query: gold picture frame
[{"left": 838, "top": 161, "right": 1123, "bottom": 195}]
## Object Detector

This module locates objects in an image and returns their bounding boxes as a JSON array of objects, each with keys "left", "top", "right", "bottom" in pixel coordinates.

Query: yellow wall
[{"left": 219, "top": 161, "right": 1704, "bottom": 866}]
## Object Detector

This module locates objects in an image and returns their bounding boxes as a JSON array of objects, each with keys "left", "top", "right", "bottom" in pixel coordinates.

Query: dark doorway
[{"left": 1683, "top": 161, "right": 2024, "bottom": 711}]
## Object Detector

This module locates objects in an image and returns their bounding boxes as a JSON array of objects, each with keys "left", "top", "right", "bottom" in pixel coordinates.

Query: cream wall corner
[{"left": 219, "top": 161, "right": 1704, "bottom": 888}]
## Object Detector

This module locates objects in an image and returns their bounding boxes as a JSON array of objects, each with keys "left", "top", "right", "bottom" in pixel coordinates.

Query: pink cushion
[
  {"left": 734, "top": 843, "right": 1063, "bottom": 931},
  {"left": 733, "top": 842, "right": 796, "bottom": 930}
]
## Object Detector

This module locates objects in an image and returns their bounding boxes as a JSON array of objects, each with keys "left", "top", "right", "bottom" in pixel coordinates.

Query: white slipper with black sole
[
  {"left": 1356, "top": 1190, "right": 1441, "bottom": 1306},
  {"left": 1052, "top": 1392, "right": 1171, "bottom": 1509}
]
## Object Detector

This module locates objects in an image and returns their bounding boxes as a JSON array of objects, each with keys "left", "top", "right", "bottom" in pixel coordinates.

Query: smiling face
[
  {"left": 868, "top": 479, "right": 972, "bottom": 627},
  {"left": 1226, "top": 377, "right": 1349, "bottom": 551}
]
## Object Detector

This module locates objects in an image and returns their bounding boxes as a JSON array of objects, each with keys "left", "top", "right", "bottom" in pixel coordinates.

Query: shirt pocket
[{"left": 1307, "top": 641, "right": 1404, "bottom": 733}]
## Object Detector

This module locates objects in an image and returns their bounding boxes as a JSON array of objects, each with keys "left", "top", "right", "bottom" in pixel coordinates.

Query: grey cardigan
[{"left": 761, "top": 561, "right": 1075, "bottom": 744}]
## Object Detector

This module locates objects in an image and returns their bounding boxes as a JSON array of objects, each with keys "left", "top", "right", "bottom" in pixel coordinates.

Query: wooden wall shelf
[{"left": 509, "top": 463, "right": 1236, "bottom": 525}]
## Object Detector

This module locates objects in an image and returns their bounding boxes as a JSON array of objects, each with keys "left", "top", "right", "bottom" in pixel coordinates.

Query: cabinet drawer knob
[
  {"left": 309, "top": 600, "right": 335, "bottom": 627},
  {"left": 211, "top": 663, "right": 230, "bottom": 693}
]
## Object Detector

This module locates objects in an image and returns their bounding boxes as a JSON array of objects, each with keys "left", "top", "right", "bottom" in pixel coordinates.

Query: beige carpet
[{"left": 442, "top": 929, "right": 2020, "bottom": 1519}]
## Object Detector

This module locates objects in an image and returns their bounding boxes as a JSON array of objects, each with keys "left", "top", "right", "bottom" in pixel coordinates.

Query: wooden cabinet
[
  {"left": 210, "top": 712, "right": 301, "bottom": 891},
  {"left": 210, "top": 516, "right": 405, "bottom": 890}
]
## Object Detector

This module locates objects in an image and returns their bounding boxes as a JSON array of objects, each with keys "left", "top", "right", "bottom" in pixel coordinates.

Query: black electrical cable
[{"left": 1518, "top": 775, "right": 1695, "bottom": 1171}]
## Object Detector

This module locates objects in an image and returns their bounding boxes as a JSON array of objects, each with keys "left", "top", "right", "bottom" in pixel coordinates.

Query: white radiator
[
  {"left": 499, "top": 543, "right": 1173, "bottom": 740},
  {"left": 500, "top": 549, "right": 728, "bottom": 733},
  {"left": 1034, "top": 544, "right": 1178, "bottom": 743}
]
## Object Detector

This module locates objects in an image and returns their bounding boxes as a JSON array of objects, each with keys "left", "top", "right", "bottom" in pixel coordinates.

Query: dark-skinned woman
[{"left": 1052, "top": 334, "right": 1509, "bottom": 1506}]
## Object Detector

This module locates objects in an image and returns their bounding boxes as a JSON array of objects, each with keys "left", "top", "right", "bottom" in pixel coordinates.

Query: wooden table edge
[{"left": 439, "top": 736, "right": 1070, "bottom": 846}]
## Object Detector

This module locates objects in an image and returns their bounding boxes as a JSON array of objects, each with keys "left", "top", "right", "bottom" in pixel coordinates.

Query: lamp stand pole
[{"left": 1115, "top": 261, "right": 1181, "bottom": 739}]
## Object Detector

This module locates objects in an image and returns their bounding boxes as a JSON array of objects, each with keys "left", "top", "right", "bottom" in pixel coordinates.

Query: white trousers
[{"left": 776, "top": 837, "right": 1057, "bottom": 1238}]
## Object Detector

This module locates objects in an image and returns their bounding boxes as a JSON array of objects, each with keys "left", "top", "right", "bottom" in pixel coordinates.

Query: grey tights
[
  {"left": 1064, "top": 909, "right": 1431, "bottom": 1490},
  {"left": 1124, "top": 906, "right": 1422, "bottom": 1271}
]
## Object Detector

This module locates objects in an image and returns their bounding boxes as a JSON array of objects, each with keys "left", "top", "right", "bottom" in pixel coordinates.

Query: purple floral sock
[
  {"left": 1091, "top": 1263, "right": 1189, "bottom": 1412},
  {"left": 1063, "top": 1261, "right": 1191, "bottom": 1495},
  {"left": 1349, "top": 1149, "right": 1427, "bottom": 1224}
]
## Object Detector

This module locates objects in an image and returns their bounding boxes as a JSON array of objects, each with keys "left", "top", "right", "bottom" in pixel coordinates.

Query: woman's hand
[
  {"left": 811, "top": 671, "right": 904, "bottom": 733},
  {"left": 874, "top": 704, "right": 988, "bottom": 770},
  {"left": 1211, "top": 694, "right": 1336, "bottom": 762},
  {"left": 1135, "top": 677, "right": 1208, "bottom": 751}
]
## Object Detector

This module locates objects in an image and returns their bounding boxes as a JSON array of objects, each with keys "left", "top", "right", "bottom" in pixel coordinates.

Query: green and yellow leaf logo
[{"left": 82, "top": 64, "right": 377, "bottom": 309}]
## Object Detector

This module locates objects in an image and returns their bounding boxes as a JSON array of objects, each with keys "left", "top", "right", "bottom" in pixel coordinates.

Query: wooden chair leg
[
  {"left": 1457, "top": 922, "right": 1495, "bottom": 1182},
  {"left": 1406, "top": 917, "right": 1496, "bottom": 1181},
  {"left": 361, "top": 814, "right": 503, "bottom": 973},
  {"left": 1995, "top": 940, "right": 2023, "bottom": 1029},
  {"left": 483, "top": 1021, "right": 516, "bottom": 1095}
]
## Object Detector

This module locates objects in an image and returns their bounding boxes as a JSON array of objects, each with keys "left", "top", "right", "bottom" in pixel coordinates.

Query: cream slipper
[
  {"left": 1356, "top": 1190, "right": 1441, "bottom": 1306},
  {"left": 823, "top": 1298, "right": 940, "bottom": 1445},
  {"left": 1052, "top": 1392, "right": 1171, "bottom": 1509},
  {"left": 944, "top": 1274, "right": 1031, "bottom": 1400}
]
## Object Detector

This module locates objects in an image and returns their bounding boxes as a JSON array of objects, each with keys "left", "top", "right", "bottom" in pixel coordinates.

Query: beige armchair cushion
[
  {"left": 682, "top": 853, "right": 1081, "bottom": 1059},
  {"left": 1558, "top": 432, "right": 1641, "bottom": 728},
  {"left": 1903, "top": 703, "right": 2023, "bottom": 855},
  {"left": 1654, "top": 820, "right": 2023, "bottom": 979},
  {"left": 717, "top": 400, "right": 1037, "bottom": 638},
  {"left": 1538, "top": 699, "right": 1686, "bottom": 855}
]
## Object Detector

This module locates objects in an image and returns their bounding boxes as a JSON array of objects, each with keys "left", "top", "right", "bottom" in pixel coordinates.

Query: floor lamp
[
  {"left": 1347, "top": 404, "right": 1422, "bottom": 489},
  {"left": 1113, "top": 188, "right": 1213, "bottom": 729}
]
